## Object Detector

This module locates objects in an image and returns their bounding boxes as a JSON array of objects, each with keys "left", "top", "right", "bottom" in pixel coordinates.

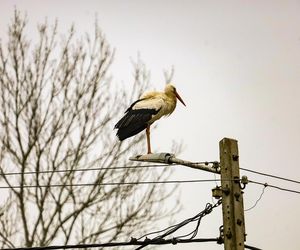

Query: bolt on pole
[{"left": 219, "top": 138, "right": 246, "bottom": 250}]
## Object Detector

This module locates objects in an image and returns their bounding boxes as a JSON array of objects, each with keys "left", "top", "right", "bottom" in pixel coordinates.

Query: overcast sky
[{"left": 1, "top": 1, "right": 300, "bottom": 249}]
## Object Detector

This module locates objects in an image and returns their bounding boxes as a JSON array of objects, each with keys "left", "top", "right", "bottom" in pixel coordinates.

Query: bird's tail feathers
[{"left": 116, "top": 123, "right": 147, "bottom": 141}]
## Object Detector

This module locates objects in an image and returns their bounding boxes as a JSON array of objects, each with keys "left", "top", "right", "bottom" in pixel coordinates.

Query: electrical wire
[
  {"left": 0, "top": 164, "right": 172, "bottom": 177},
  {"left": 0, "top": 238, "right": 262, "bottom": 250},
  {"left": 240, "top": 167, "right": 300, "bottom": 184},
  {"left": 244, "top": 244, "right": 263, "bottom": 250},
  {"left": 135, "top": 199, "right": 222, "bottom": 250},
  {"left": 0, "top": 179, "right": 229, "bottom": 189},
  {"left": 0, "top": 172, "right": 300, "bottom": 197},
  {"left": 2, "top": 176, "right": 299, "bottom": 196},
  {"left": 2, "top": 160, "right": 300, "bottom": 188},
  {"left": 249, "top": 180, "right": 300, "bottom": 194},
  {"left": 0, "top": 238, "right": 217, "bottom": 250},
  {"left": 172, "top": 201, "right": 221, "bottom": 240},
  {"left": 245, "top": 184, "right": 267, "bottom": 211}
]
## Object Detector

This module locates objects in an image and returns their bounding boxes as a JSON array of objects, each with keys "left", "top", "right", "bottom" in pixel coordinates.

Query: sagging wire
[
  {"left": 245, "top": 184, "right": 267, "bottom": 212},
  {"left": 135, "top": 199, "right": 222, "bottom": 250}
]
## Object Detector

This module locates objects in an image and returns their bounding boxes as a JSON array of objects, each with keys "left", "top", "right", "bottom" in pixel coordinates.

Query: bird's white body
[
  {"left": 133, "top": 87, "right": 178, "bottom": 124},
  {"left": 115, "top": 84, "right": 185, "bottom": 154}
]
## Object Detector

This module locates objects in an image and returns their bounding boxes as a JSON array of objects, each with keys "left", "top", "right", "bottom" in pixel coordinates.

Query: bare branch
[{"left": 163, "top": 65, "right": 175, "bottom": 84}]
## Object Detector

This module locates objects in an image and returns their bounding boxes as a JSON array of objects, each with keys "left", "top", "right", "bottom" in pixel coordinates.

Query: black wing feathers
[{"left": 115, "top": 99, "right": 160, "bottom": 141}]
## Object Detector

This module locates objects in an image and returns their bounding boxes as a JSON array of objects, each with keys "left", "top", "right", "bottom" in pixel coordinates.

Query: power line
[
  {"left": 0, "top": 164, "right": 172, "bottom": 177},
  {"left": 139, "top": 200, "right": 222, "bottom": 241},
  {"left": 0, "top": 238, "right": 262, "bottom": 250},
  {"left": 135, "top": 200, "right": 222, "bottom": 250},
  {"left": 2, "top": 177, "right": 300, "bottom": 195},
  {"left": 0, "top": 238, "right": 217, "bottom": 250},
  {"left": 244, "top": 244, "right": 263, "bottom": 250},
  {"left": 0, "top": 179, "right": 227, "bottom": 189},
  {"left": 249, "top": 180, "right": 300, "bottom": 195},
  {"left": 2, "top": 171, "right": 300, "bottom": 196},
  {"left": 240, "top": 167, "right": 300, "bottom": 185},
  {"left": 3, "top": 161, "right": 299, "bottom": 190}
]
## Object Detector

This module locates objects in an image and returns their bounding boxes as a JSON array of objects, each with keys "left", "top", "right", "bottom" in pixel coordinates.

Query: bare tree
[{"left": 0, "top": 10, "right": 177, "bottom": 248}]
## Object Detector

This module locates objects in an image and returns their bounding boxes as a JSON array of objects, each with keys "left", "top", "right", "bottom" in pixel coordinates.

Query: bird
[{"left": 114, "top": 84, "right": 186, "bottom": 154}]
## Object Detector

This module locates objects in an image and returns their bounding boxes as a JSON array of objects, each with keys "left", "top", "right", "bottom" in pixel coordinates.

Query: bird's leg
[{"left": 146, "top": 125, "right": 152, "bottom": 154}]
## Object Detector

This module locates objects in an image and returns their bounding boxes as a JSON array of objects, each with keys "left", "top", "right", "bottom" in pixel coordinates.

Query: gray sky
[{"left": 1, "top": 1, "right": 300, "bottom": 249}]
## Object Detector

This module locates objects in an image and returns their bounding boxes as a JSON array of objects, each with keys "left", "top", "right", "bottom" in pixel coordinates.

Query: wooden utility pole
[
  {"left": 219, "top": 138, "right": 246, "bottom": 250},
  {"left": 130, "top": 138, "right": 247, "bottom": 249}
]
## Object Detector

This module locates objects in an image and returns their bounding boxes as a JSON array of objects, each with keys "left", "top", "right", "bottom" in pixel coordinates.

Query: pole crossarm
[{"left": 129, "top": 153, "right": 220, "bottom": 174}]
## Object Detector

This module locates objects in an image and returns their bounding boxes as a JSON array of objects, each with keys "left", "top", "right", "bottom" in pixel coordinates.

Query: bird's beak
[{"left": 175, "top": 91, "right": 186, "bottom": 106}]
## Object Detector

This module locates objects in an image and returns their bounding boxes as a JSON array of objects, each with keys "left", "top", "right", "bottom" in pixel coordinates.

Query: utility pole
[
  {"left": 219, "top": 138, "right": 245, "bottom": 250},
  {"left": 130, "top": 137, "right": 247, "bottom": 250}
]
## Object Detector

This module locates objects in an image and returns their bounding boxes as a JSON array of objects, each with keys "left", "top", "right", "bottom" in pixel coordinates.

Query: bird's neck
[
  {"left": 165, "top": 91, "right": 176, "bottom": 100},
  {"left": 164, "top": 92, "right": 177, "bottom": 112}
]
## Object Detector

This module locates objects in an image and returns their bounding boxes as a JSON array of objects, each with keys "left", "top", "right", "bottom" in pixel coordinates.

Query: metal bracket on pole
[
  {"left": 130, "top": 153, "right": 220, "bottom": 174},
  {"left": 129, "top": 153, "right": 175, "bottom": 164}
]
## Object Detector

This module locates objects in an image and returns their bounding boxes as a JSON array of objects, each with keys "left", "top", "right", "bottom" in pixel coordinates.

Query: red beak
[{"left": 175, "top": 91, "right": 186, "bottom": 106}]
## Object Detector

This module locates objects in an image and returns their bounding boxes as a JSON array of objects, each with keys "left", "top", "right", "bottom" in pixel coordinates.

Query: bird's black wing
[{"left": 114, "top": 99, "right": 160, "bottom": 141}]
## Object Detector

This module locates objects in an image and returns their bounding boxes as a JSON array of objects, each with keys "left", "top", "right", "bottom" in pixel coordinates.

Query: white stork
[{"left": 114, "top": 84, "right": 186, "bottom": 154}]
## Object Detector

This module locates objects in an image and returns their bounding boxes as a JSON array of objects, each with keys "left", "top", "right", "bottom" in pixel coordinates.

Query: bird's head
[{"left": 165, "top": 84, "right": 186, "bottom": 106}]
